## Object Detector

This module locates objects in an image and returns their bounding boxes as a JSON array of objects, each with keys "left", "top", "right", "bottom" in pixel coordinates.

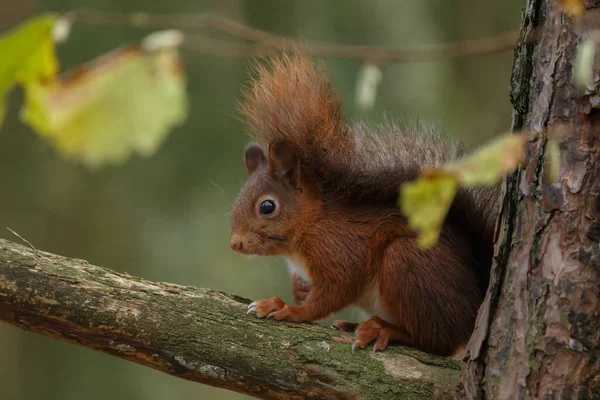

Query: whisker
[
  {"left": 209, "top": 180, "right": 233, "bottom": 206},
  {"left": 258, "top": 259, "right": 277, "bottom": 278}
]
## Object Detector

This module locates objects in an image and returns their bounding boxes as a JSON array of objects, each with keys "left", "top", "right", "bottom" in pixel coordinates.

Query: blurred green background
[{"left": 0, "top": 1, "right": 522, "bottom": 399}]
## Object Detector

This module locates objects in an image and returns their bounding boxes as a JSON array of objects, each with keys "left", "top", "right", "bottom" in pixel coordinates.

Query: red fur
[{"left": 232, "top": 51, "right": 499, "bottom": 356}]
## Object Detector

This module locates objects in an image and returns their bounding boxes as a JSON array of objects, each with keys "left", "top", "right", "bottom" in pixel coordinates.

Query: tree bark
[
  {"left": 459, "top": 1, "right": 600, "bottom": 398},
  {"left": 0, "top": 238, "right": 460, "bottom": 400}
]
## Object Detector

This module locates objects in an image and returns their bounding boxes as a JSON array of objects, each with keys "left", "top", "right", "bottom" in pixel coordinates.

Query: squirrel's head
[{"left": 230, "top": 140, "right": 310, "bottom": 256}]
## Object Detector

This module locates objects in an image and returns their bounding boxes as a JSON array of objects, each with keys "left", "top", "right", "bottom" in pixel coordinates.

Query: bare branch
[
  {"left": 69, "top": 10, "right": 279, "bottom": 43},
  {"left": 0, "top": 239, "right": 460, "bottom": 399},
  {"left": 68, "top": 10, "right": 518, "bottom": 63}
]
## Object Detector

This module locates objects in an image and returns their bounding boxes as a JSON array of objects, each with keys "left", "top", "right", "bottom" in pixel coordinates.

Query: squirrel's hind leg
[{"left": 333, "top": 316, "right": 412, "bottom": 352}]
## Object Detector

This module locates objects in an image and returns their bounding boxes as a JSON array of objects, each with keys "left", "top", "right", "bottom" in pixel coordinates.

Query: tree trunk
[
  {"left": 459, "top": 1, "right": 600, "bottom": 398},
  {"left": 0, "top": 239, "right": 460, "bottom": 400}
]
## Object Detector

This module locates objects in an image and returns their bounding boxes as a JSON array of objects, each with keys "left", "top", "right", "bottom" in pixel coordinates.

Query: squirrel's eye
[{"left": 259, "top": 199, "right": 276, "bottom": 215}]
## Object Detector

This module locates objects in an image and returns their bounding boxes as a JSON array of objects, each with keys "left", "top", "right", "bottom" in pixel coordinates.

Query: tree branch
[
  {"left": 0, "top": 238, "right": 460, "bottom": 399},
  {"left": 67, "top": 10, "right": 518, "bottom": 63}
]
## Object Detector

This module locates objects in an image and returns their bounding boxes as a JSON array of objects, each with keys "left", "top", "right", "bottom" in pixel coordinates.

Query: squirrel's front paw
[{"left": 247, "top": 296, "right": 286, "bottom": 318}]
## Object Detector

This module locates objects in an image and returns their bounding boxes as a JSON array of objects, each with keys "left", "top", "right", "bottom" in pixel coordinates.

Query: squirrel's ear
[
  {"left": 268, "top": 140, "right": 300, "bottom": 189},
  {"left": 244, "top": 144, "right": 267, "bottom": 175}
]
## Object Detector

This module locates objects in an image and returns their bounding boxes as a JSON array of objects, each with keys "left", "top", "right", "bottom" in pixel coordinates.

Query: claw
[
  {"left": 348, "top": 316, "right": 409, "bottom": 353},
  {"left": 266, "top": 311, "right": 276, "bottom": 319},
  {"left": 247, "top": 301, "right": 257, "bottom": 314}
]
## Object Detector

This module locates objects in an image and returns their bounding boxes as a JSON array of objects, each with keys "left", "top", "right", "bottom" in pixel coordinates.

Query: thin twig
[
  {"left": 6, "top": 227, "right": 36, "bottom": 252},
  {"left": 68, "top": 10, "right": 519, "bottom": 63},
  {"left": 69, "top": 10, "right": 279, "bottom": 43}
]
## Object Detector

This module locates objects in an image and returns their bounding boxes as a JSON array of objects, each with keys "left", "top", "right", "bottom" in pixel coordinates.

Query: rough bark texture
[
  {"left": 459, "top": 1, "right": 600, "bottom": 398},
  {"left": 0, "top": 238, "right": 460, "bottom": 400}
]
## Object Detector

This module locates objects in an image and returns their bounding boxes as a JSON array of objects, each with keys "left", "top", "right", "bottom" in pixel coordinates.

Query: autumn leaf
[
  {"left": 401, "top": 175, "right": 457, "bottom": 248},
  {"left": 21, "top": 33, "right": 188, "bottom": 168},
  {"left": 0, "top": 14, "right": 58, "bottom": 129},
  {"left": 545, "top": 139, "right": 561, "bottom": 183},
  {"left": 441, "top": 133, "right": 527, "bottom": 185},
  {"left": 401, "top": 133, "right": 527, "bottom": 248},
  {"left": 557, "top": 0, "right": 585, "bottom": 17},
  {"left": 355, "top": 63, "right": 383, "bottom": 111},
  {"left": 574, "top": 38, "right": 596, "bottom": 89}
]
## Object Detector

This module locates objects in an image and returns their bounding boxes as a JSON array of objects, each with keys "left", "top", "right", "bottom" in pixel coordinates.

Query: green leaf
[
  {"left": 21, "top": 41, "right": 188, "bottom": 168},
  {"left": 0, "top": 99, "right": 6, "bottom": 129},
  {"left": 0, "top": 14, "right": 58, "bottom": 130},
  {"left": 400, "top": 175, "right": 457, "bottom": 248}
]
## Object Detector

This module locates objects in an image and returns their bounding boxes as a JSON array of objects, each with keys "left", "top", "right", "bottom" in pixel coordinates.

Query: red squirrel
[{"left": 229, "top": 52, "right": 499, "bottom": 356}]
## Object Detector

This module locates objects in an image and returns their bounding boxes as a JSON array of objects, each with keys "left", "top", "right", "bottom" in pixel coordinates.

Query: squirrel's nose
[{"left": 230, "top": 234, "right": 246, "bottom": 252}]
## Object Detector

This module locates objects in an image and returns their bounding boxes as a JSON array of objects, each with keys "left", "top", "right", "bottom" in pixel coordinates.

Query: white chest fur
[
  {"left": 285, "top": 256, "right": 311, "bottom": 283},
  {"left": 284, "top": 258, "right": 394, "bottom": 324},
  {"left": 354, "top": 284, "right": 394, "bottom": 323}
]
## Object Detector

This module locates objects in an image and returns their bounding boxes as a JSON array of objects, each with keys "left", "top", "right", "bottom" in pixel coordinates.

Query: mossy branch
[{"left": 0, "top": 238, "right": 459, "bottom": 399}]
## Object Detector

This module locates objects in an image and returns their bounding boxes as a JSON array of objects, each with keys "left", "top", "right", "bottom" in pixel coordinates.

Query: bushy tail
[
  {"left": 240, "top": 52, "right": 355, "bottom": 172},
  {"left": 452, "top": 184, "right": 501, "bottom": 292}
]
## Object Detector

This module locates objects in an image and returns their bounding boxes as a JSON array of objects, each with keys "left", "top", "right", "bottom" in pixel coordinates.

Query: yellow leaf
[
  {"left": 442, "top": 133, "right": 527, "bottom": 185},
  {"left": 574, "top": 38, "right": 596, "bottom": 89},
  {"left": 402, "top": 133, "right": 526, "bottom": 248},
  {"left": 545, "top": 139, "right": 560, "bottom": 183},
  {"left": 557, "top": 0, "right": 585, "bottom": 16},
  {"left": 21, "top": 42, "right": 188, "bottom": 168},
  {"left": 0, "top": 14, "right": 58, "bottom": 130},
  {"left": 355, "top": 63, "right": 383, "bottom": 111},
  {"left": 400, "top": 175, "right": 458, "bottom": 248}
]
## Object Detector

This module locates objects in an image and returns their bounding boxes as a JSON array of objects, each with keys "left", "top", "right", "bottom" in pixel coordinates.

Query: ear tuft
[
  {"left": 244, "top": 144, "right": 267, "bottom": 175},
  {"left": 269, "top": 140, "right": 300, "bottom": 188}
]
